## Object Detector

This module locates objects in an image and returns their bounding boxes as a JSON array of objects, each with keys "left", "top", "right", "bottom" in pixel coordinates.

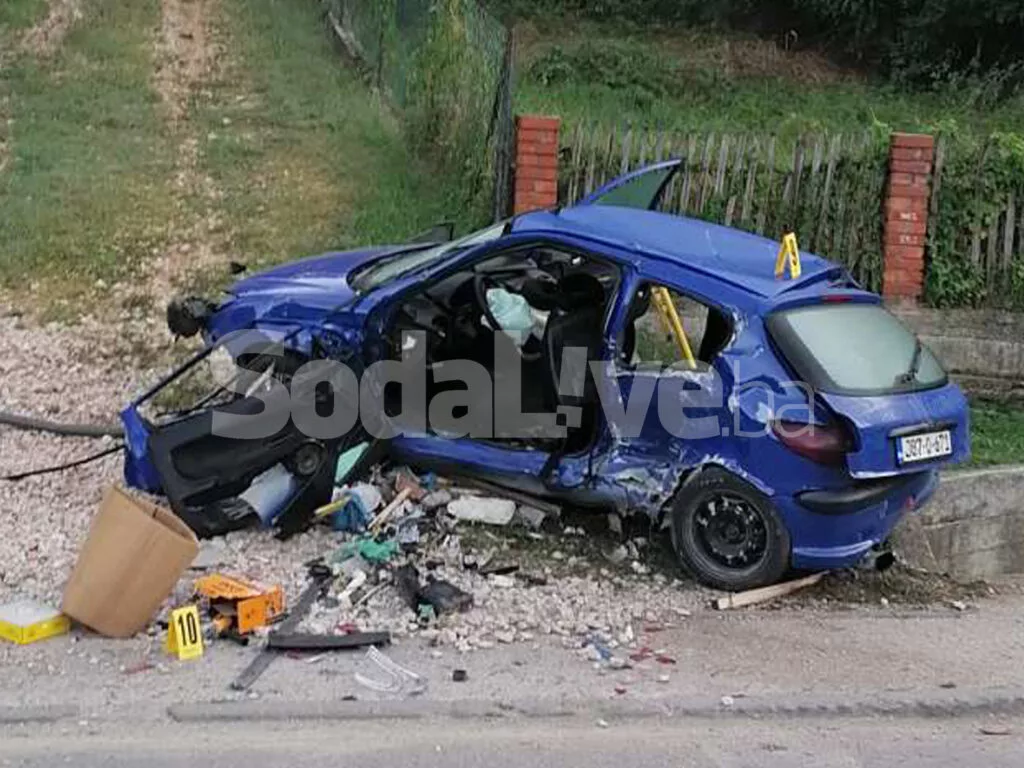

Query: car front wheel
[{"left": 669, "top": 468, "right": 790, "bottom": 591}]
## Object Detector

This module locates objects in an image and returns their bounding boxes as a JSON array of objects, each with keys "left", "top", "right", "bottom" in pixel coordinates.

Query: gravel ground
[{"left": 0, "top": 303, "right": 709, "bottom": 657}]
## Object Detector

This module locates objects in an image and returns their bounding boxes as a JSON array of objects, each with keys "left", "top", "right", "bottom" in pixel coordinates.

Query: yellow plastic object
[
  {"left": 774, "top": 232, "right": 802, "bottom": 279},
  {"left": 0, "top": 600, "right": 70, "bottom": 645},
  {"left": 165, "top": 605, "right": 204, "bottom": 661},
  {"left": 650, "top": 286, "right": 696, "bottom": 369}
]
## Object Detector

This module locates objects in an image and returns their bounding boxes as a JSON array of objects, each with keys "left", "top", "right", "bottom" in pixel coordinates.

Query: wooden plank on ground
[{"left": 713, "top": 572, "right": 826, "bottom": 611}]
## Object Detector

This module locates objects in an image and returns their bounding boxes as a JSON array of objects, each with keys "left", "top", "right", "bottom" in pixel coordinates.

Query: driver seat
[{"left": 541, "top": 273, "right": 606, "bottom": 452}]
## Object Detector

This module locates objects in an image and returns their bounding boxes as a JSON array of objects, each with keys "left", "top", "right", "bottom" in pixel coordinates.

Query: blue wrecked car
[{"left": 124, "top": 161, "right": 970, "bottom": 590}]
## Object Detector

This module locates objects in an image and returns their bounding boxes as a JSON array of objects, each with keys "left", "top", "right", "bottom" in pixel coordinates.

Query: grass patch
[
  {"left": 194, "top": 0, "right": 479, "bottom": 276},
  {"left": 0, "top": 0, "right": 48, "bottom": 35},
  {"left": 515, "top": 21, "right": 1024, "bottom": 140},
  {"left": 969, "top": 401, "right": 1024, "bottom": 467},
  {"left": 0, "top": 0, "right": 174, "bottom": 296}
]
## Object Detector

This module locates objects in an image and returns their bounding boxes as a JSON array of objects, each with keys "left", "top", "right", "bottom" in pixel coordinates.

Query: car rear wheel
[{"left": 669, "top": 468, "right": 790, "bottom": 591}]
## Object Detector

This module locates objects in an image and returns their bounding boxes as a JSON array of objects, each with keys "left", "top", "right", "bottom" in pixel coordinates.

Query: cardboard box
[{"left": 62, "top": 485, "right": 198, "bottom": 638}]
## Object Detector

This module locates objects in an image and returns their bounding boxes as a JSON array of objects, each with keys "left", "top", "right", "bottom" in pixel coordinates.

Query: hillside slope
[{"left": 0, "top": 0, "right": 466, "bottom": 317}]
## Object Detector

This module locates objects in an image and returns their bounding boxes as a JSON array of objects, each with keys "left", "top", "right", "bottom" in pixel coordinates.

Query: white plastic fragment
[{"left": 446, "top": 497, "right": 516, "bottom": 526}]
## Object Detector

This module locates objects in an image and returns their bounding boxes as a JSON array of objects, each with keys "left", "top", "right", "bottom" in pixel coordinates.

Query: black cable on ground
[
  {"left": 0, "top": 410, "right": 123, "bottom": 438},
  {"left": 1, "top": 443, "right": 125, "bottom": 482}
]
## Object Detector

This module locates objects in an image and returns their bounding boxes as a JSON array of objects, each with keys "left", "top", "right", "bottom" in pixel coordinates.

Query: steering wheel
[{"left": 473, "top": 273, "right": 542, "bottom": 363}]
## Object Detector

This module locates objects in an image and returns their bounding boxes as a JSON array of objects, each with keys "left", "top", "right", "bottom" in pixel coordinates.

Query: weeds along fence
[
  {"left": 926, "top": 134, "right": 1024, "bottom": 310},
  {"left": 322, "top": 0, "right": 514, "bottom": 221},
  {"left": 560, "top": 123, "right": 888, "bottom": 292}
]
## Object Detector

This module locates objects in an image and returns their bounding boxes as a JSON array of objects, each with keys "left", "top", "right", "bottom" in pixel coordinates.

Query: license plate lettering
[{"left": 898, "top": 430, "right": 952, "bottom": 464}]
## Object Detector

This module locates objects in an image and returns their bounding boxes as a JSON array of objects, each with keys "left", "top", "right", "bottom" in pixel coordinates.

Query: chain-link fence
[{"left": 323, "top": 0, "right": 514, "bottom": 222}]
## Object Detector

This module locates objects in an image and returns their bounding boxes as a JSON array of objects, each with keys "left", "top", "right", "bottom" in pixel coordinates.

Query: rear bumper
[{"left": 780, "top": 470, "right": 939, "bottom": 570}]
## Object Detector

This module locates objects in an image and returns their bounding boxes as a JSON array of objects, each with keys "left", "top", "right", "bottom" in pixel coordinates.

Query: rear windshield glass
[{"left": 766, "top": 303, "right": 946, "bottom": 396}]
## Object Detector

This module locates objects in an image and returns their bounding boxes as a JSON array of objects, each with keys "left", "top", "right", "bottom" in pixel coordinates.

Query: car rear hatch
[{"left": 767, "top": 300, "right": 970, "bottom": 478}]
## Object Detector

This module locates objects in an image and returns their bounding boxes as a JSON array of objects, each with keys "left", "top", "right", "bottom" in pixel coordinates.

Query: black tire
[{"left": 669, "top": 468, "right": 790, "bottom": 591}]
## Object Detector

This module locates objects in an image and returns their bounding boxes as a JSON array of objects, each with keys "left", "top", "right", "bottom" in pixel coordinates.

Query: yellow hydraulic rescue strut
[
  {"left": 774, "top": 231, "right": 802, "bottom": 279},
  {"left": 650, "top": 286, "right": 696, "bottom": 370}
]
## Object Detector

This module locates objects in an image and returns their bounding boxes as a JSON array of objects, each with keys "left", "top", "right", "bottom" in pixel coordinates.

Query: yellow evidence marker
[
  {"left": 774, "top": 232, "right": 802, "bottom": 280},
  {"left": 165, "top": 605, "right": 204, "bottom": 661}
]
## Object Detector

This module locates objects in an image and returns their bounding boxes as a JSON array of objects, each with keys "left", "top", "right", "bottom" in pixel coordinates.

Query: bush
[{"left": 496, "top": 0, "right": 1024, "bottom": 88}]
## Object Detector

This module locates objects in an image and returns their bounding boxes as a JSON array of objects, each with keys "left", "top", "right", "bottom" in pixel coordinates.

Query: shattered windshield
[{"left": 351, "top": 221, "right": 507, "bottom": 292}]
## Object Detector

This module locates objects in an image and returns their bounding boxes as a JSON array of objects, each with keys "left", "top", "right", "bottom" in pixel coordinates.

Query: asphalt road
[{"left": 3, "top": 717, "right": 1022, "bottom": 767}]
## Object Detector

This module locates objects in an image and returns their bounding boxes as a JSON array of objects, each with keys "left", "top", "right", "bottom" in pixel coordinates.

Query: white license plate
[{"left": 897, "top": 430, "right": 953, "bottom": 464}]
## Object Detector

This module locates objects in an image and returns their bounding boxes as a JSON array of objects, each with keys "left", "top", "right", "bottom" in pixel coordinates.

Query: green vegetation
[
  {"left": 515, "top": 24, "right": 1024, "bottom": 140},
  {"left": 0, "top": 0, "right": 477, "bottom": 311},
  {"left": 0, "top": 0, "right": 176, "bottom": 291},
  {"left": 498, "top": 0, "right": 1024, "bottom": 87},
  {"left": 194, "top": 0, "right": 476, "bottom": 276},
  {"left": 925, "top": 132, "right": 1024, "bottom": 309},
  {"left": 969, "top": 401, "right": 1024, "bottom": 467},
  {"left": 0, "top": 0, "right": 48, "bottom": 32}
]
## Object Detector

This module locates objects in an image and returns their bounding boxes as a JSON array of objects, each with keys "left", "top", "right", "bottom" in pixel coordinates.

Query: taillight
[{"left": 771, "top": 420, "right": 851, "bottom": 465}]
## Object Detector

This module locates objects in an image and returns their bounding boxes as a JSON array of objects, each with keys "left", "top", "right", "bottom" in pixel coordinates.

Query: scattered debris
[
  {"left": 950, "top": 600, "right": 967, "bottom": 612},
  {"left": 514, "top": 506, "right": 549, "bottom": 530},
  {"left": 194, "top": 572, "right": 285, "bottom": 636},
  {"left": 447, "top": 496, "right": 516, "bottom": 526},
  {"left": 231, "top": 571, "right": 330, "bottom": 691},
  {"left": 369, "top": 487, "right": 414, "bottom": 533},
  {"left": 420, "top": 578, "right": 474, "bottom": 616},
  {"left": 331, "top": 536, "right": 400, "bottom": 566},
  {"left": 189, "top": 540, "right": 229, "bottom": 570},
  {"left": 712, "top": 572, "right": 827, "bottom": 610},
  {"left": 605, "top": 545, "right": 628, "bottom": 565},
  {"left": 266, "top": 631, "right": 390, "bottom": 651},
  {"left": 354, "top": 646, "right": 425, "bottom": 695},
  {"left": 980, "top": 725, "right": 1012, "bottom": 736}
]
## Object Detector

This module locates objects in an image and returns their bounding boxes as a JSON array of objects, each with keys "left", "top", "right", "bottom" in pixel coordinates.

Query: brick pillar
[
  {"left": 882, "top": 133, "right": 934, "bottom": 304},
  {"left": 513, "top": 115, "right": 560, "bottom": 214}
]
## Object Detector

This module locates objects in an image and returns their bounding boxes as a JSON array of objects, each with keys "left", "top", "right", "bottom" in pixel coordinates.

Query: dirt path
[{"left": 146, "top": 0, "right": 228, "bottom": 303}]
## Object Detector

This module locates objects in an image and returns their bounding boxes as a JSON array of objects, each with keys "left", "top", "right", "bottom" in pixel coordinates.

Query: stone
[{"left": 515, "top": 506, "right": 549, "bottom": 530}]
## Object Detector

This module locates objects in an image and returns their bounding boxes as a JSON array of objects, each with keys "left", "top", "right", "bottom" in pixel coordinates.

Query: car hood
[
  {"left": 226, "top": 245, "right": 410, "bottom": 304},
  {"left": 204, "top": 245, "right": 416, "bottom": 343}
]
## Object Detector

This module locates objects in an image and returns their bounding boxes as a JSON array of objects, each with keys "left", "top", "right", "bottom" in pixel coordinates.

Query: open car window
[
  {"left": 620, "top": 283, "right": 732, "bottom": 368},
  {"left": 577, "top": 159, "right": 681, "bottom": 210}
]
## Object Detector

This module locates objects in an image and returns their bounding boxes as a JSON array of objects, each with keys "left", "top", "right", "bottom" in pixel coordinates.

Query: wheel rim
[{"left": 692, "top": 492, "right": 769, "bottom": 570}]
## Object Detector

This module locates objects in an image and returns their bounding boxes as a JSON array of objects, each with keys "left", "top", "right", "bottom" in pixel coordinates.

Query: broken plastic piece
[
  {"left": 354, "top": 646, "right": 425, "bottom": 695},
  {"left": 194, "top": 573, "right": 285, "bottom": 635},
  {"left": 420, "top": 578, "right": 473, "bottom": 615},
  {"left": 331, "top": 536, "right": 400, "bottom": 565},
  {"left": 266, "top": 631, "right": 390, "bottom": 651}
]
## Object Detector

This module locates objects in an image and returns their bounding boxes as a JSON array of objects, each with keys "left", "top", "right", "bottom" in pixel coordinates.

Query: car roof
[{"left": 511, "top": 204, "right": 849, "bottom": 304}]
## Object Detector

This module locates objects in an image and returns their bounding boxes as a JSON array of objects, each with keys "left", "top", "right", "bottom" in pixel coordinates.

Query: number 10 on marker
[{"left": 165, "top": 605, "right": 204, "bottom": 660}]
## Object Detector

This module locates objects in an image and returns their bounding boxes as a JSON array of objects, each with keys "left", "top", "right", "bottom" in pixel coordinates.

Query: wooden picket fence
[
  {"left": 926, "top": 135, "right": 1024, "bottom": 308},
  {"left": 559, "top": 123, "right": 889, "bottom": 292}
]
